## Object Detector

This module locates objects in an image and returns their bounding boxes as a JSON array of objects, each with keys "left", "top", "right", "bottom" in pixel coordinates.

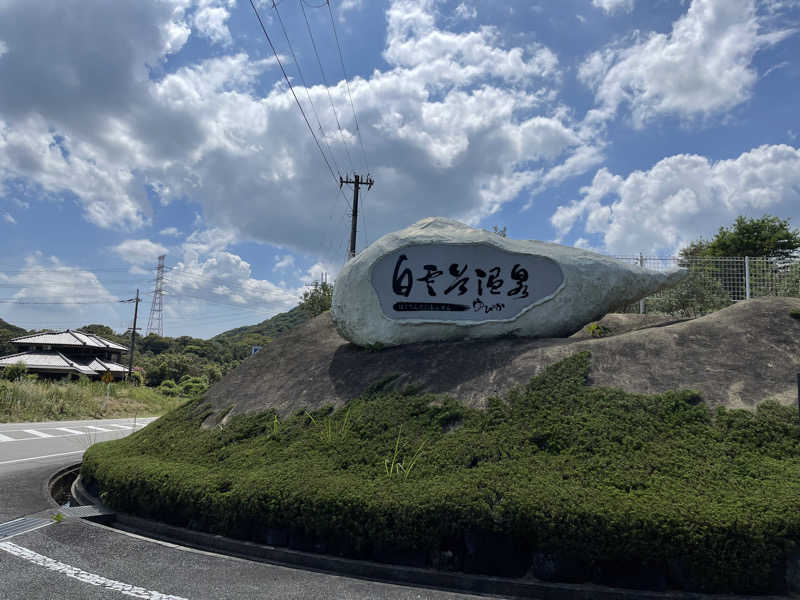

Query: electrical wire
[
  {"left": 299, "top": 0, "right": 355, "bottom": 174},
  {"left": 326, "top": 0, "right": 370, "bottom": 174},
  {"left": 248, "top": 0, "right": 340, "bottom": 187},
  {"left": 272, "top": 0, "right": 343, "bottom": 179}
]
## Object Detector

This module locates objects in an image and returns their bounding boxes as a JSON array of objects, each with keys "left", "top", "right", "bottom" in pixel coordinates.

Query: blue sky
[{"left": 1, "top": 0, "right": 798, "bottom": 337}]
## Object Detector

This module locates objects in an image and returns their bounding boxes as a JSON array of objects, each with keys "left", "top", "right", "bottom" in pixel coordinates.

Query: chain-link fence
[{"left": 613, "top": 255, "right": 800, "bottom": 317}]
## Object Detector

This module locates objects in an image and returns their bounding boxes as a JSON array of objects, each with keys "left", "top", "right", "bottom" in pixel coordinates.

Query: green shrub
[
  {"left": 158, "top": 379, "right": 179, "bottom": 397},
  {"left": 584, "top": 322, "right": 611, "bottom": 338},
  {"left": 82, "top": 353, "right": 800, "bottom": 594},
  {"left": 2, "top": 361, "right": 27, "bottom": 381}
]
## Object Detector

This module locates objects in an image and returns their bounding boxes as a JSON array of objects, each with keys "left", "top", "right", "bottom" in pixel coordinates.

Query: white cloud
[
  {"left": 159, "top": 226, "right": 182, "bottom": 237},
  {"left": 551, "top": 144, "right": 800, "bottom": 255},
  {"left": 580, "top": 0, "right": 796, "bottom": 127},
  {"left": 0, "top": 39, "right": 7, "bottom": 58},
  {"left": 3, "top": 212, "right": 15, "bottom": 224},
  {"left": 193, "top": 4, "right": 232, "bottom": 46},
  {"left": 112, "top": 239, "right": 169, "bottom": 264},
  {"left": 162, "top": 228, "right": 299, "bottom": 319},
  {"left": 454, "top": 3, "right": 477, "bottom": 20},
  {"left": 591, "top": 0, "right": 634, "bottom": 14},
  {"left": 4, "top": 254, "right": 117, "bottom": 305},
  {"left": 301, "top": 261, "right": 338, "bottom": 285},
  {"left": 0, "top": 0, "right": 597, "bottom": 264},
  {"left": 274, "top": 254, "right": 295, "bottom": 270}
]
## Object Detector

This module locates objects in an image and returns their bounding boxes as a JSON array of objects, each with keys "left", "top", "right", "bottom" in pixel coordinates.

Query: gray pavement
[
  {"left": 0, "top": 417, "right": 155, "bottom": 476},
  {"left": 0, "top": 419, "right": 497, "bottom": 600}
]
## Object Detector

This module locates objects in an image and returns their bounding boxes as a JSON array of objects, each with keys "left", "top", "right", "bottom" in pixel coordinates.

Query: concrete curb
[{"left": 67, "top": 474, "right": 793, "bottom": 600}]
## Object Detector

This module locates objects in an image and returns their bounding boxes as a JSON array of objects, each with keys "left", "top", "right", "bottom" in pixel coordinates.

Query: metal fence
[{"left": 612, "top": 255, "right": 800, "bottom": 317}]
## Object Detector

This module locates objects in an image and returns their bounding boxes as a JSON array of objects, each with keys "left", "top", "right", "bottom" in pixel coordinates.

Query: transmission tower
[{"left": 146, "top": 255, "right": 166, "bottom": 337}]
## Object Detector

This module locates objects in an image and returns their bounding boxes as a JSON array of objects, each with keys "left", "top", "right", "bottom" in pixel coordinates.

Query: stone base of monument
[{"left": 202, "top": 296, "right": 800, "bottom": 426}]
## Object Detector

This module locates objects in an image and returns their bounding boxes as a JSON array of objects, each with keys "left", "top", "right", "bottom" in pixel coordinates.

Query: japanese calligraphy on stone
[{"left": 370, "top": 244, "right": 565, "bottom": 322}]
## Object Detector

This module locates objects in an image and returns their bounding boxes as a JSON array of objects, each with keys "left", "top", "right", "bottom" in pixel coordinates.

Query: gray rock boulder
[{"left": 331, "top": 217, "right": 687, "bottom": 346}]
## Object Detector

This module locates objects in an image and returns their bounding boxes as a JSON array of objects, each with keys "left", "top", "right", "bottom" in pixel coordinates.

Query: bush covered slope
[{"left": 82, "top": 353, "right": 800, "bottom": 594}]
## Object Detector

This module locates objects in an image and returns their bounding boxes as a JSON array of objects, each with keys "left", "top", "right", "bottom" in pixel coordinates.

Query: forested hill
[
  {"left": 0, "top": 318, "right": 27, "bottom": 356},
  {"left": 0, "top": 307, "right": 311, "bottom": 388},
  {"left": 212, "top": 306, "right": 309, "bottom": 344}
]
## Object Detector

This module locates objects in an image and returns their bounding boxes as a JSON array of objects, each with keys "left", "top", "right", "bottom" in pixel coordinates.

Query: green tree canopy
[
  {"left": 299, "top": 281, "right": 333, "bottom": 318},
  {"left": 681, "top": 215, "right": 800, "bottom": 260}
]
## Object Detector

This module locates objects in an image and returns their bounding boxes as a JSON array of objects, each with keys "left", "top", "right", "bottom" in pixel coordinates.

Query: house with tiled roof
[{"left": 0, "top": 330, "right": 129, "bottom": 380}]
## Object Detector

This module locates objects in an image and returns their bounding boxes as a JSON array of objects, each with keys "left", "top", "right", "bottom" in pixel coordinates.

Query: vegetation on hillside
[
  {"left": 0, "top": 317, "right": 27, "bottom": 356},
  {"left": 680, "top": 214, "right": 800, "bottom": 260},
  {"left": 0, "top": 378, "right": 182, "bottom": 422},
  {"left": 0, "top": 304, "right": 312, "bottom": 397},
  {"left": 82, "top": 352, "right": 800, "bottom": 594}
]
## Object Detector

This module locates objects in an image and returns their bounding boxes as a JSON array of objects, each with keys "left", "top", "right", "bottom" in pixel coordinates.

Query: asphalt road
[{"left": 0, "top": 418, "right": 496, "bottom": 600}]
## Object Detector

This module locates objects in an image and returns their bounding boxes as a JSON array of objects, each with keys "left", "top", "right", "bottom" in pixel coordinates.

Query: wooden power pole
[{"left": 340, "top": 173, "right": 374, "bottom": 258}]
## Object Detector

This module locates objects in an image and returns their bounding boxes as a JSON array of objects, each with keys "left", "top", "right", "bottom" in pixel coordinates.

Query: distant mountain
[
  {"left": 212, "top": 306, "right": 310, "bottom": 344},
  {"left": 0, "top": 318, "right": 27, "bottom": 356}
]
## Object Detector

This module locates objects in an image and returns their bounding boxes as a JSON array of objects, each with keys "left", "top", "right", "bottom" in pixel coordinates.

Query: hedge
[{"left": 81, "top": 352, "right": 800, "bottom": 594}]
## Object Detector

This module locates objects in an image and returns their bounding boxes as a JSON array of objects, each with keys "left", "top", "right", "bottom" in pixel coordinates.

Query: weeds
[
  {"left": 305, "top": 407, "right": 351, "bottom": 444},
  {"left": 384, "top": 426, "right": 426, "bottom": 479},
  {"left": 0, "top": 379, "right": 180, "bottom": 422}
]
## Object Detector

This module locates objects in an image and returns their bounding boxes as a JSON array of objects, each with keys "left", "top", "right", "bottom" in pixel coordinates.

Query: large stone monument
[{"left": 332, "top": 217, "right": 687, "bottom": 347}]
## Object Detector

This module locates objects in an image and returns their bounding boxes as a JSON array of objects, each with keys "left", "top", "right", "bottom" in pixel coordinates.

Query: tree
[
  {"left": 299, "top": 281, "right": 334, "bottom": 318},
  {"left": 2, "top": 361, "right": 27, "bottom": 381},
  {"left": 681, "top": 215, "right": 800, "bottom": 260}
]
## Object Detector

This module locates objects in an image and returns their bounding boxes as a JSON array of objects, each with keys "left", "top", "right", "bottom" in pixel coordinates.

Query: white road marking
[
  {"left": 0, "top": 450, "right": 84, "bottom": 466},
  {"left": 56, "top": 428, "right": 83, "bottom": 435},
  {"left": 23, "top": 429, "right": 53, "bottom": 438},
  {"left": 85, "top": 426, "right": 113, "bottom": 432},
  {"left": 0, "top": 541, "right": 189, "bottom": 600},
  {"left": 107, "top": 424, "right": 132, "bottom": 430},
  {"left": 0, "top": 433, "right": 15, "bottom": 442}
]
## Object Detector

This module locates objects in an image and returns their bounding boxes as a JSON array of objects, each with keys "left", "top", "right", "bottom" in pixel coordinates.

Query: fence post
[
  {"left": 745, "top": 256, "right": 751, "bottom": 300},
  {"left": 639, "top": 253, "right": 645, "bottom": 314}
]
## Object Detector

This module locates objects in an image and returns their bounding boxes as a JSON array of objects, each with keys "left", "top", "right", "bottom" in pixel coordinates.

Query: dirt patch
[{"left": 200, "top": 296, "right": 800, "bottom": 426}]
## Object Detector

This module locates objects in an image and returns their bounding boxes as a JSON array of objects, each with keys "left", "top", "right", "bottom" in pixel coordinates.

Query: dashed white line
[
  {"left": 0, "top": 541, "right": 189, "bottom": 599},
  {"left": 85, "top": 425, "right": 113, "bottom": 432},
  {"left": 56, "top": 428, "right": 83, "bottom": 435},
  {"left": 23, "top": 429, "right": 53, "bottom": 438}
]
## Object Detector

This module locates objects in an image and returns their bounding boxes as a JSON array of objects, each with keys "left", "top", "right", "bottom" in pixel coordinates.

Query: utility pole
[
  {"left": 340, "top": 173, "right": 374, "bottom": 258},
  {"left": 122, "top": 289, "right": 141, "bottom": 381}
]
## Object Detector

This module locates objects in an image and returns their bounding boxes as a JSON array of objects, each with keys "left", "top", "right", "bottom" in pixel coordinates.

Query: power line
[
  {"left": 299, "top": 0, "right": 355, "bottom": 173},
  {"left": 326, "top": 0, "right": 370, "bottom": 174},
  {"left": 248, "top": 0, "right": 340, "bottom": 186},
  {"left": 272, "top": 0, "right": 343, "bottom": 179},
  {"left": 0, "top": 299, "right": 125, "bottom": 305}
]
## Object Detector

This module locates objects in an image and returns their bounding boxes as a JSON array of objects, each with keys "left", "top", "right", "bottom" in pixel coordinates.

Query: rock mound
[{"left": 201, "top": 297, "right": 800, "bottom": 426}]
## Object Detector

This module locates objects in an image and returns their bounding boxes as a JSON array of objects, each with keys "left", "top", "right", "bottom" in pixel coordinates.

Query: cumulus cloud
[
  {"left": 591, "top": 0, "right": 634, "bottom": 14},
  {"left": 0, "top": 0, "right": 599, "bottom": 266},
  {"left": 112, "top": 239, "right": 169, "bottom": 265},
  {"left": 194, "top": 10, "right": 229, "bottom": 44},
  {"left": 551, "top": 144, "right": 800, "bottom": 255},
  {"left": 159, "top": 226, "right": 182, "bottom": 237},
  {"left": 580, "top": 0, "right": 796, "bottom": 127},
  {"left": 1, "top": 254, "right": 117, "bottom": 305},
  {"left": 454, "top": 3, "right": 477, "bottom": 20},
  {"left": 156, "top": 228, "right": 299, "bottom": 323},
  {"left": 274, "top": 254, "right": 295, "bottom": 270}
]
